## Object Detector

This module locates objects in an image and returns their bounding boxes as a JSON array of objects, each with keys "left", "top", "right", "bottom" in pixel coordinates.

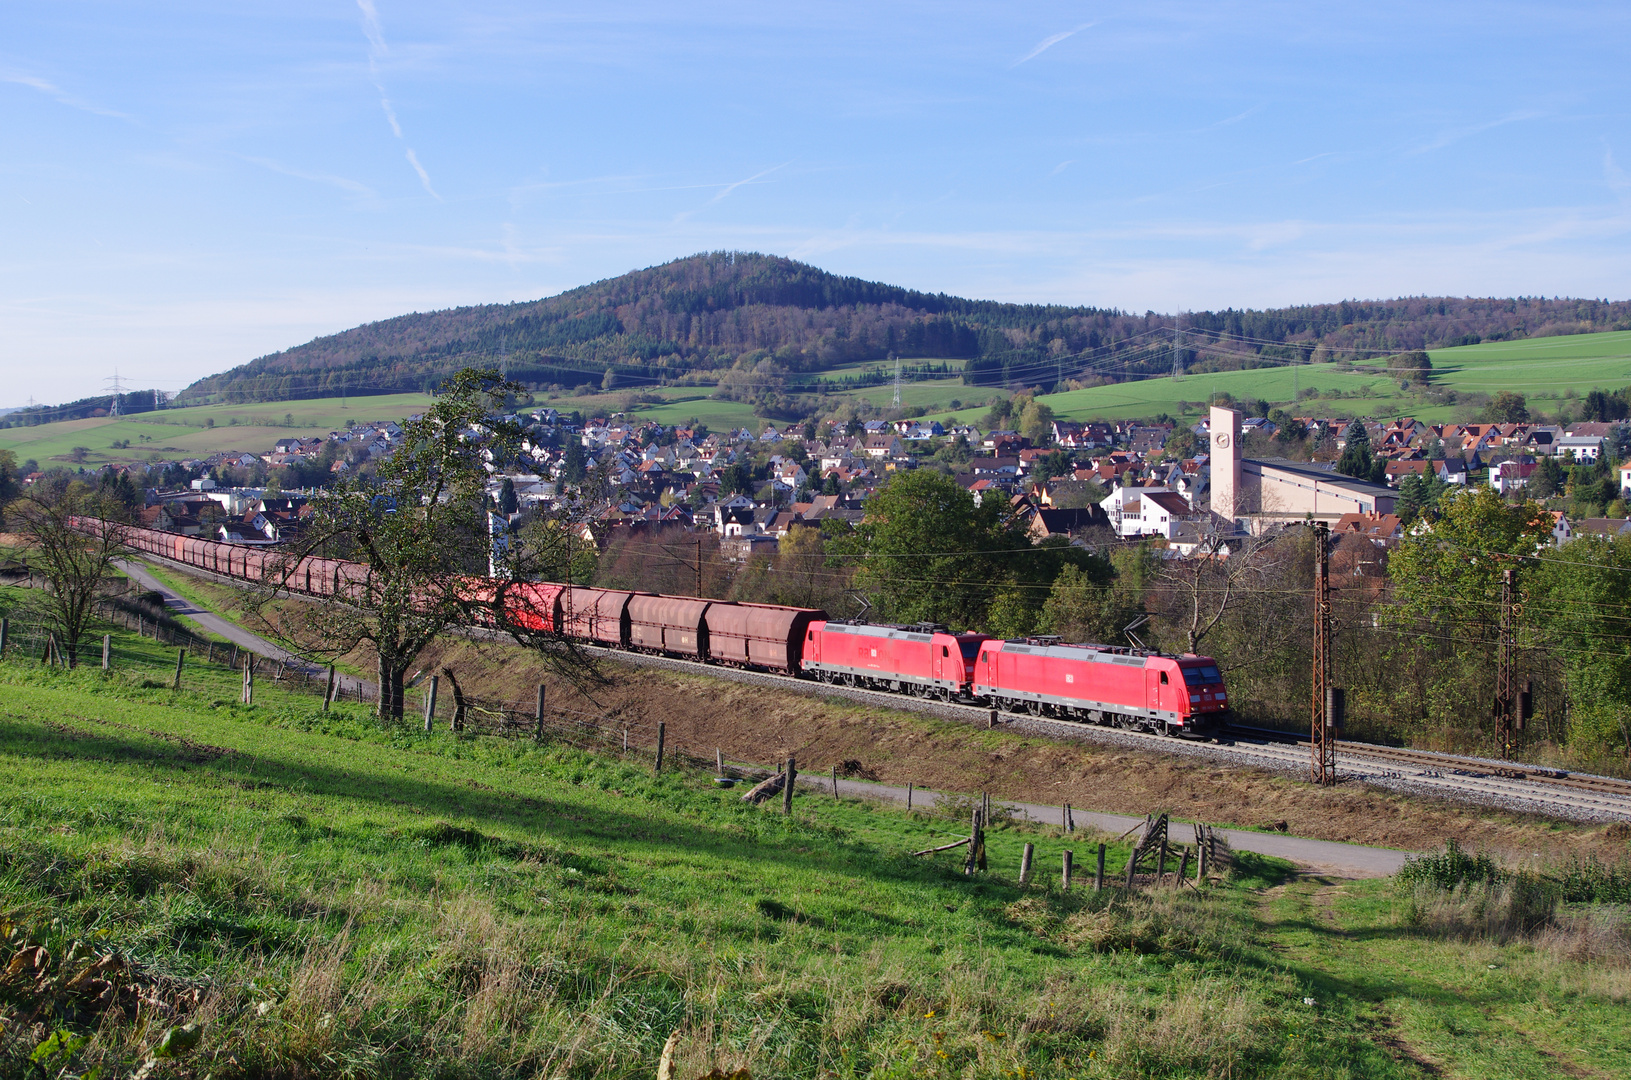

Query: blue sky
[{"left": 4, "top": 1, "right": 1630, "bottom": 405}]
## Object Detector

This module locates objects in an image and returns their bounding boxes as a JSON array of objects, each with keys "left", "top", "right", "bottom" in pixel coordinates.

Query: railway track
[
  {"left": 575, "top": 643, "right": 1631, "bottom": 822},
  {"left": 133, "top": 552, "right": 1631, "bottom": 823},
  {"left": 1228, "top": 723, "right": 1631, "bottom": 809}
]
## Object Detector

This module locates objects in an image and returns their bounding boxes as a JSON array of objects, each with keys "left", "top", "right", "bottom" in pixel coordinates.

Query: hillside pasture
[
  {"left": 926, "top": 328, "right": 1631, "bottom": 426},
  {"left": 0, "top": 392, "right": 436, "bottom": 468}
]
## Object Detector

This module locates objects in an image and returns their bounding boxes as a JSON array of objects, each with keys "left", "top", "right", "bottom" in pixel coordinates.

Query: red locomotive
[
  {"left": 972, "top": 638, "right": 1227, "bottom": 737},
  {"left": 802, "top": 620, "right": 992, "bottom": 701}
]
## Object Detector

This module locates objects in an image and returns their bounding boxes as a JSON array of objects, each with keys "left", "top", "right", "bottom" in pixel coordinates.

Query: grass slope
[
  {"left": 0, "top": 393, "right": 436, "bottom": 470},
  {"left": 922, "top": 329, "right": 1631, "bottom": 427},
  {"left": 3, "top": 626, "right": 1627, "bottom": 1077}
]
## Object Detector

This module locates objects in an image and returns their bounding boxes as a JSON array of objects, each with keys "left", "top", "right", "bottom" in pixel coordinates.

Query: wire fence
[{"left": 0, "top": 600, "right": 730, "bottom": 776}]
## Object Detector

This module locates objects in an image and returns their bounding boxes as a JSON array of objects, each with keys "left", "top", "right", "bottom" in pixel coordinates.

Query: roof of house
[{"left": 1143, "top": 491, "right": 1192, "bottom": 515}]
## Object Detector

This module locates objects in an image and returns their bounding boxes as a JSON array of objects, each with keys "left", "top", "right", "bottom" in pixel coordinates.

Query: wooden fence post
[
  {"left": 655, "top": 722, "right": 666, "bottom": 774},
  {"left": 907, "top": 782, "right": 913, "bottom": 810},
  {"left": 782, "top": 756, "right": 796, "bottom": 815},
  {"left": 1019, "top": 842, "right": 1034, "bottom": 885},
  {"left": 831, "top": 764, "right": 839, "bottom": 799},
  {"left": 532, "top": 684, "right": 545, "bottom": 741},
  {"left": 173, "top": 649, "right": 185, "bottom": 690},
  {"left": 964, "top": 808, "right": 985, "bottom": 876},
  {"left": 1062, "top": 850, "right": 1074, "bottom": 891},
  {"left": 1177, "top": 849, "right": 1190, "bottom": 886},
  {"left": 1095, "top": 842, "right": 1106, "bottom": 891},
  {"left": 323, "top": 665, "right": 336, "bottom": 711},
  {"left": 987, "top": 708, "right": 997, "bottom": 729},
  {"left": 241, "top": 657, "right": 254, "bottom": 706},
  {"left": 716, "top": 748, "right": 725, "bottom": 776},
  {"left": 102, "top": 635, "right": 111, "bottom": 672},
  {"left": 423, "top": 675, "right": 439, "bottom": 733},
  {"left": 0, "top": 617, "right": 8, "bottom": 658}
]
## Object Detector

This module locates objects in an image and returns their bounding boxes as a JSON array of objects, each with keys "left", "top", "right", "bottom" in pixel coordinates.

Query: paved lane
[
  {"left": 813, "top": 775, "right": 1408, "bottom": 877},
  {"left": 116, "top": 559, "right": 374, "bottom": 698}
]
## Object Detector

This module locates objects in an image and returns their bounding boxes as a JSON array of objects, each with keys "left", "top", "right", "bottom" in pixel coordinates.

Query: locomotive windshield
[
  {"left": 958, "top": 639, "right": 983, "bottom": 660},
  {"left": 1181, "top": 665, "right": 1223, "bottom": 685}
]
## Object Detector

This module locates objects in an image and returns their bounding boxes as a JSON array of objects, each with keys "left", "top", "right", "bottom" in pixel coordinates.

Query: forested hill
[{"left": 177, "top": 251, "right": 1631, "bottom": 404}]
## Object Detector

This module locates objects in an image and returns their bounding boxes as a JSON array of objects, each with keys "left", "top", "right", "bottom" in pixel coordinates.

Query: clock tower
[{"left": 1210, "top": 405, "right": 1242, "bottom": 525}]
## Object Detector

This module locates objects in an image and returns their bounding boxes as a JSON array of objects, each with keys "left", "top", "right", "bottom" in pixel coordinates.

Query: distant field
[
  {"left": 9, "top": 331, "right": 1628, "bottom": 466},
  {"left": 924, "top": 329, "right": 1631, "bottom": 426},
  {"left": 0, "top": 391, "right": 435, "bottom": 468},
  {"left": 1397, "top": 329, "right": 1631, "bottom": 395}
]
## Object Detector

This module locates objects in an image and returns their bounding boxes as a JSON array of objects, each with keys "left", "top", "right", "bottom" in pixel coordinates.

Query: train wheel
[{"left": 1027, "top": 699, "right": 1044, "bottom": 716}]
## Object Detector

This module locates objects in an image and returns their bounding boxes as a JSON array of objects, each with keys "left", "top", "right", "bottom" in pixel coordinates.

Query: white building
[
  {"left": 1554, "top": 435, "right": 1604, "bottom": 462},
  {"left": 1101, "top": 485, "right": 1196, "bottom": 539}
]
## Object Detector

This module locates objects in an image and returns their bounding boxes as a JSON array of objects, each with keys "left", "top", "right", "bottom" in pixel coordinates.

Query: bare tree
[
  {"left": 10, "top": 485, "right": 131, "bottom": 667},
  {"left": 258, "top": 368, "right": 599, "bottom": 721},
  {"left": 1154, "top": 530, "right": 1289, "bottom": 655}
]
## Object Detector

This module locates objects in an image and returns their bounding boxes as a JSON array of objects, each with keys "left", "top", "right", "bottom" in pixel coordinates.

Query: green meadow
[
  {"left": 925, "top": 329, "right": 1631, "bottom": 427},
  {"left": 2, "top": 589, "right": 1627, "bottom": 1077},
  {"left": 0, "top": 392, "right": 438, "bottom": 470}
]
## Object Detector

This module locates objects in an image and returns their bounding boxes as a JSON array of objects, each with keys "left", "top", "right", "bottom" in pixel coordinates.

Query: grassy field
[
  {"left": 923, "top": 329, "right": 1631, "bottom": 427},
  {"left": 0, "top": 392, "right": 436, "bottom": 470},
  {"left": 3, "top": 605, "right": 1628, "bottom": 1076}
]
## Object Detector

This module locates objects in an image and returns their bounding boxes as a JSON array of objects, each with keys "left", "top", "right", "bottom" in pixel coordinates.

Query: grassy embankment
[{"left": 2, "top": 609, "right": 1629, "bottom": 1078}]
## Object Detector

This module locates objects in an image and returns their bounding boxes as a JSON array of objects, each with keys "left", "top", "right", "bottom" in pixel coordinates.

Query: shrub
[{"left": 1396, "top": 839, "right": 1505, "bottom": 891}]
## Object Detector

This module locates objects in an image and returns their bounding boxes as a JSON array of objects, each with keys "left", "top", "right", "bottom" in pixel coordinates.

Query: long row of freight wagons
[{"left": 109, "top": 522, "right": 1229, "bottom": 736}]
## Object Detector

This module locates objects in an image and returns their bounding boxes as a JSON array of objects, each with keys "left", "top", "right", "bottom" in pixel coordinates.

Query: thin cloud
[
  {"left": 1209, "top": 104, "right": 1264, "bottom": 129},
  {"left": 242, "top": 156, "right": 376, "bottom": 198},
  {"left": 1605, "top": 145, "right": 1630, "bottom": 199},
  {"left": 1408, "top": 110, "right": 1542, "bottom": 155},
  {"left": 2, "top": 71, "right": 129, "bottom": 119},
  {"left": 1049, "top": 160, "right": 1074, "bottom": 176},
  {"left": 708, "top": 162, "right": 789, "bottom": 204},
  {"left": 355, "top": 0, "right": 440, "bottom": 200},
  {"left": 405, "top": 149, "right": 439, "bottom": 200},
  {"left": 1012, "top": 23, "right": 1094, "bottom": 67}
]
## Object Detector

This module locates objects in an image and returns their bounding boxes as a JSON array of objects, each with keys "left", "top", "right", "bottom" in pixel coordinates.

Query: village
[{"left": 45, "top": 405, "right": 1631, "bottom": 564}]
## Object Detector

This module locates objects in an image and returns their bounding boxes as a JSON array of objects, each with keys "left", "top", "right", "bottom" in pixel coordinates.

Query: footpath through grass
[{"left": 1, "top": 645, "right": 1626, "bottom": 1079}]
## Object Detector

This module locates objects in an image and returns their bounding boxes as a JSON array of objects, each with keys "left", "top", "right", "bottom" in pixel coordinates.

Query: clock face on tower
[{"left": 1215, "top": 433, "right": 1231, "bottom": 449}]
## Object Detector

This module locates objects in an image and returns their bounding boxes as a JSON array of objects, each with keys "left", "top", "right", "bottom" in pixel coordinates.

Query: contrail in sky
[
  {"left": 1013, "top": 23, "right": 1094, "bottom": 66},
  {"left": 356, "top": 0, "right": 440, "bottom": 199}
]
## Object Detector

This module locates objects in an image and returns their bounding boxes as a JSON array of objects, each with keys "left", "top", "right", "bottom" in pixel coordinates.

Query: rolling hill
[{"left": 166, "top": 252, "right": 1631, "bottom": 408}]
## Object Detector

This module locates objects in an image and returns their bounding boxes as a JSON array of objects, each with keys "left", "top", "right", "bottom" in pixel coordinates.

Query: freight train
[{"left": 107, "top": 522, "right": 1229, "bottom": 737}]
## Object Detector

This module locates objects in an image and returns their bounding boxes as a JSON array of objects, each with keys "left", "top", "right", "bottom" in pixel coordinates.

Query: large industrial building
[{"left": 1209, "top": 406, "right": 1397, "bottom": 531}]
